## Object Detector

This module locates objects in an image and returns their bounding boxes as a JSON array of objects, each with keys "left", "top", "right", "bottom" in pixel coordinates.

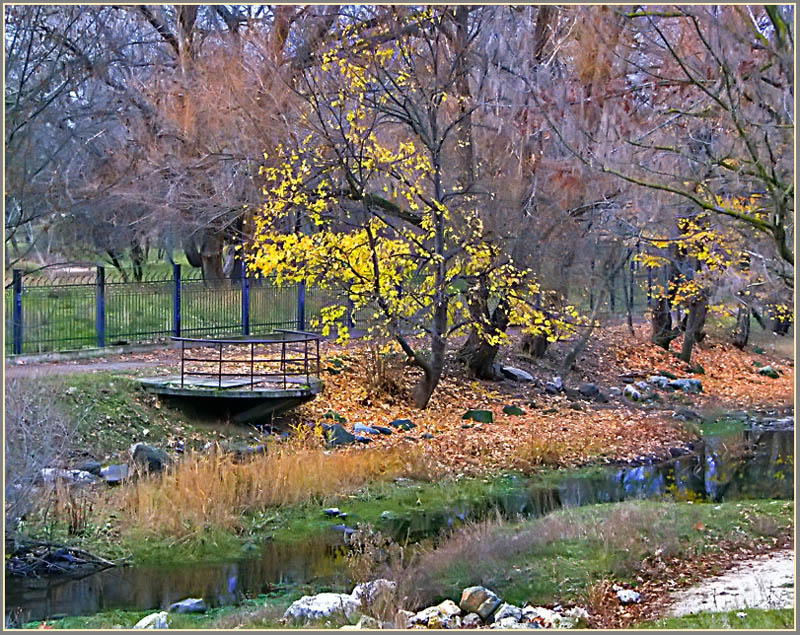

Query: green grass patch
[{"left": 638, "top": 608, "right": 794, "bottom": 629}]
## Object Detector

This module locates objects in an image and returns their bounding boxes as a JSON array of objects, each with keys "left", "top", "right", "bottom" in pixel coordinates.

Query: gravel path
[
  {"left": 668, "top": 549, "right": 795, "bottom": 616},
  {"left": 4, "top": 359, "right": 169, "bottom": 378}
]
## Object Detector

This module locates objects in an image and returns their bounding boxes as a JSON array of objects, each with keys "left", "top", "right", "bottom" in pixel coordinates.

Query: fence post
[
  {"left": 12, "top": 269, "right": 23, "bottom": 355},
  {"left": 241, "top": 262, "right": 250, "bottom": 336},
  {"left": 96, "top": 266, "right": 106, "bottom": 348},
  {"left": 297, "top": 280, "right": 306, "bottom": 331},
  {"left": 173, "top": 263, "right": 181, "bottom": 337}
]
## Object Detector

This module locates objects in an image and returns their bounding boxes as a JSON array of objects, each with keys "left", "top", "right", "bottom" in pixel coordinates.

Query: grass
[
  {"left": 638, "top": 608, "right": 794, "bottom": 629},
  {"left": 377, "top": 499, "right": 794, "bottom": 611}
]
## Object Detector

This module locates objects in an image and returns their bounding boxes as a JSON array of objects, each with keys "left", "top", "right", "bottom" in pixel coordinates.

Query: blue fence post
[
  {"left": 241, "top": 262, "right": 250, "bottom": 336},
  {"left": 96, "top": 266, "right": 106, "bottom": 348},
  {"left": 297, "top": 280, "right": 306, "bottom": 331},
  {"left": 12, "top": 269, "right": 23, "bottom": 355},
  {"left": 173, "top": 263, "right": 181, "bottom": 337}
]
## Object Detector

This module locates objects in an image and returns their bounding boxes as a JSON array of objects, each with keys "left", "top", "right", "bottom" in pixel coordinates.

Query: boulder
[
  {"left": 324, "top": 508, "right": 342, "bottom": 517},
  {"left": 283, "top": 592, "right": 362, "bottom": 625},
  {"left": 133, "top": 611, "right": 169, "bottom": 629},
  {"left": 372, "top": 426, "right": 394, "bottom": 435},
  {"left": 354, "top": 423, "right": 380, "bottom": 435},
  {"left": 39, "top": 468, "right": 98, "bottom": 487},
  {"left": 168, "top": 598, "right": 207, "bottom": 614},
  {"left": 623, "top": 385, "right": 642, "bottom": 402},
  {"left": 616, "top": 589, "right": 640, "bottom": 604},
  {"left": 409, "top": 600, "right": 461, "bottom": 628},
  {"left": 354, "top": 435, "right": 373, "bottom": 444},
  {"left": 351, "top": 579, "right": 397, "bottom": 607},
  {"left": 493, "top": 603, "right": 522, "bottom": 622},
  {"left": 647, "top": 375, "right": 671, "bottom": 389},
  {"left": 491, "top": 616, "right": 527, "bottom": 629},
  {"left": 130, "top": 443, "right": 170, "bottom": 473},
  {"left": 462, "top": 409, "right": 494, "bottom": 423},
  {"left": 501, "top": 366, "right": 534, "bottom": 383},
  {"left": 101, "top": 464, "right": 129, "bottom": 486},
  {"left": 668, "top": 378, "right": 702, "bottom": 393},
  {"left": 461, "top": 613, "right": 482, "bottom": 628},
  {"left": 521, "top": 606, "right": 575, "bottom": 629},
  {"left": 324, "top": 424, "right": 357, "bottom": 447},
  {"left": 608, "top": 387, "right": 622, "bottom": 398},
  {"left": 578, "top": 383, "right": 600, "bottom": 399},
  {"left": 460, "top": 586, "right": 502, "bottom": 621},
  {"left": 74, "top": 459, "right": 102, "bottom": 476},
  {"left": 502, "top": 405, "right": 525, "bottom": 416},
  {"left": 388, "top": 419, "right": 416, "bottom": 431}
]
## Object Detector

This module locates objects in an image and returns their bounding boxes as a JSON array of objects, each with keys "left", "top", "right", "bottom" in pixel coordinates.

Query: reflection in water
[{"left": 6, "top": 427, "right": 793, "bottom": 623}]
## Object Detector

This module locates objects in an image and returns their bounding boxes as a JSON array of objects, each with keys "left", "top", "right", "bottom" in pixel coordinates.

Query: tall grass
[{"left": 107, "top": 438, "right": 439, "bottom": 538}]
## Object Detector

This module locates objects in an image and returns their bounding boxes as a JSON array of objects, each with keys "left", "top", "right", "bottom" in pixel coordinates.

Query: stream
[{"left": 5, "top": 417, "right": 794, "bottom": 623}]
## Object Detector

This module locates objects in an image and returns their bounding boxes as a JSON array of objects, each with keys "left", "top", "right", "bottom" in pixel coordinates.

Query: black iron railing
[{"left": 172, "top": 330, "right": 322, "bottom": 390}]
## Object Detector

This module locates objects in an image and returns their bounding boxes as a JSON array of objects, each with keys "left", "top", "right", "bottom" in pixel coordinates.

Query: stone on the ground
[
  {"left": 74, "top": 459, "right": 102, "bottom": 476},
  {"left": 616, "top": 589, "right": 641, "bottom": 604},
  {"left": 283, "top": 592, "right": 362, "bottom": 625},
  {"left": 673, "top": 406, "right": 702, "bottom": 421},
  {"left": 101, "top": 464, "right": 129, "bottom": 486},
  {"left": 501, "top": 366, "right": 534, "bottom": 382},
  {"left": 389, "top": 419, "right": 416, "bottom": 431},
  {"left": 372, "top": 426, "right": 393, "bottom": 435},
  {"left": 354, "top": 435, "right": 373, "bottom": 444},
  {"left": 461, "top": 613, "right": 482, "bottom": 628},
  {"left": 133, "top": 611, "right": 169, "bottom": 629},
  {"left": 647, "top": 375, "right": 671, "bottom": 389},
  {"left": 39, "top": 468, "right": 98, "bottom": 487},
  {"left": 622, "top": 384, "right": 642, "bottom": 402},
  {"left": 502, "top": 405, "right": 525, "bottom": 416},
  {"left": 409, "top": 599, "right": 461, "bottom": 628},
  {"left": 130, "top": 443, "right": 170, "bottom": 472},
  {"left": 324, "top": 508, "right": 342, "bottom": 517},
  {"left": 578, "top": 383, "right": 600, "bottom": 398},
  {"left": 634, "top": 380, "right": 649, "bottom": 391},
  {"left": 340, "top": 615, "right": 381, "bottom": 630},
  {"left": 351, "top": 579, "right": 397, "bottom": 606},
  {"left": 564, "top": 606, "right": 590, "bottom": 622},
  {"left": 354, "top": 423, "right": 380, "bottom": 435},
  {"left": 522, "top": 606, "right": 575, "bottom": 628},
  {"left": 324, "top": 424, "right": 357, "bottom": 447},
  {"left": 168, "top": 598, "right": 207, "bottom": 614},
  {"left": 493, "top": 603, "right": 522, "bottom": 622},
  {"left": 758, "top": 365, "right": 780, "bottom": 379},
  {"left": 668, "top": 378, "right": 702, "bottom": 393},
  {"left": 462, "top": 409, "right": 494, "bottom": 423},
  {"left": 420, "top": 432, "right": 435, "bottom": 439},
  {"left": 608, "top": 386, "right": 622, "bottom": 398},
  {"left": 491, "top": 616, "right": 527, "bottom": 629},
  {"left": 460, "top": 586, "right": 502, "bottom": 621}
]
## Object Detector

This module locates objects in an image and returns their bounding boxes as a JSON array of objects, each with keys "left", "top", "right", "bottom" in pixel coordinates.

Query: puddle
[{"left": 5, "top": 422, "right": 793, "bottom": 623}]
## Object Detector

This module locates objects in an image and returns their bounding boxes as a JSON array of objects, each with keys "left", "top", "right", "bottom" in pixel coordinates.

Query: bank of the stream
[{"left": 7, "top": 421, "right": 794, "bottom": 628}]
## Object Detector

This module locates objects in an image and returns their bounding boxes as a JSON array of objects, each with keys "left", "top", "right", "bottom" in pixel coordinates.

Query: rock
[
  {"left": 354, "top": 423, "right": 380, "bottom": 435},
  {"left": 133, "top": 611, "right": 169, "bottom": 629},
  {"left": 74, "top": 459, "right": 102, "bottom": 476},
  {"left": 354, "top": 435, "right": 373, "bottom": 444},
  {"left": 491, "top": 616, "right": 527, "bottom": 629},
  {"left": 501, "top": 366, "right": 534, "bottom": 382},
  {"left": 331, "top": 524, "right": 357, "bottom": 536},
  {"left": 325, "top": 424, "right": 357, "bottom": 447},
  {"left": 130, "top": 443, "right": 170, "bottom": 473},
  {"left": 324, "top": 508, "right": 342, "bottom": 517},
  {"left": 420, "top": 433, "right": 435, "bottom": 439},
  {"left": 578, "top": 383, "right": 600, "bottom": 398},
  {"left": 461, "top": 613, "right": 482, "bottom": 628},
  {"left": 380, "top": 511, "right": 393, "bottom": 519},
  {"left": 372, "top": 426, "right": 393, "bottom": 435},
  {"left": 168, "top": 598, "right": 207, "bottom": 614},
  {"left": 409, "top": 600, "right": 461, "bottom": 628},
  {"left": 346, "top": 615, "right": 381, "bottom": 629},
  {"left": 460, "top": 586, "right": 502, "bottom": 621},
  {"left": 389, "top": 419, "right": 416, "bottom": 431},
  {"left": 502, "top": 405, "right": 525, "bottom": 416},
  {"left": 493, "top": 603, "right": 522, "bottom": 622},
  {"left": 608, "top": 386, "right": 622, "bottom": 398},
  {"left": 39, "top": 468, "right": 98, "bottom": 487},
  {"left": 616, "top": 589, "right": 640, "bottom": 604},
  {"left": 101, "top": 464, "right": 129, "bottom": 486},
  {"left": 462, "top": 409, "right": 494, "bottom": 423},
  {"left": 522, "top": 606, "right": 575, "bottom": 629},
  {"left": 648, "top": 375, "right": 671, "bottom": 389},
  {"left": 674, "top": 406, "right": 702, "bottom": 421},
  {"left": 669, "top": 378, "right": 703, "bottom": 393},
  {"left": 758, "top": 365, "right": 780, "bottom": 379},
  {"left": 623, "top": 384, "right": 642, "bottom": 402},
  {"left": 394, "top": 610, "right": 415, "bottom": 629},
  {"left": 283, "top": 593, "right": 362, "bottom": 625},
  {"left": 551, "top": 376, "right": 563, "bottom": 390},
  {"left": 351, "top": 579, "right": 397, "bottom": 607},
  {"left": 564, "top": 606, "right": 590, "bottom": 622}
]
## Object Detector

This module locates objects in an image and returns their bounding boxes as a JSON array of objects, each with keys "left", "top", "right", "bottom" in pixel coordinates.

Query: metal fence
[{"left": 4, "top": 263, "right": 654, "bottom": 356}]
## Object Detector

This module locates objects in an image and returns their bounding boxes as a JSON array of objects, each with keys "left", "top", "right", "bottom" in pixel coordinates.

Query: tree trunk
[
  {"left": 457, "top": 278, "right": 509, "bottom": 379},
  {"left": 200, "top": 231, "right": 224, "bottom": 280},
  {"left": 183, "top": 238, "right": 202, "bottom": 268},
  {"left": 410, "top": 330, "right": 446, "bottom": 409},
  {"left": 678, "top": 296, "right": 708, "bottom": 363},
  {"left": 651, "top": 295, "right": 678, "bottom": 350},
  {"left": 732, "top": 305, "right": 751, "bottom": 349},
  {"left": 521, "top": 333, "right": 549, "bottom": 358}
]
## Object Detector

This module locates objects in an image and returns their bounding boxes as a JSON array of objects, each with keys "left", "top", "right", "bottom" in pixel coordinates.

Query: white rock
[
  {"left": 40, "top": 468, "right": 97, "bottom": 486},
  {"left": 461, "top": 613, "right": 482, "bottom": 628},
  {"left": 648, "top": 375, "right": 671, "bottom": 389},
  {"left": 493, "top": 603, "right": 522, "bottom": 622},
  {"left": 284, "top": 593, "right": 362, "bottom": 625},
  {"left": 522, "top": 606, "right": 575, "bottom": 628},
  {"left": 608, "top": 386, "right": 622, "bottom": 397},
  {"left": 564, "top": 606, "right": 590, "bottom": 621},
  {"left": 501, "top": 366, "right": 534, "bottom": 382},
  {"left": 616, "top": 589, "right": 641, "bottom": 604},
  {"left": 167, "top": 598, "right": 206, "bottom": 614},
  {"left": 133, "top": 611, "right": 169, "bottom": 629},
  {"left": 623, "top": 384, "right": 642, "bottom": 402},
  {"left": 351, "top": 579, "right": 397, "bottom": 606},
  {"left": 409, "top": 600, "right": 461, "bottom": 628}
]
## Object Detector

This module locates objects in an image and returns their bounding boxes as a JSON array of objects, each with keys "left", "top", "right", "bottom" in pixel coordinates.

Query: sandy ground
[{"left": 668, "top": 549, "right": 795, "bottom": 616}]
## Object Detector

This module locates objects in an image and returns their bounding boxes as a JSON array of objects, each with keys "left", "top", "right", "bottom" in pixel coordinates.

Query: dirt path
[
  {"left": 4, "top": 359, "right": 169, "bottom": 378},
  {"left": 668, "top": 549, "right": 795, "bottom": 616}
]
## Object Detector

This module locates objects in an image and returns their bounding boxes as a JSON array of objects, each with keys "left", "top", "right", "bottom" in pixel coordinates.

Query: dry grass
[{"left": 103, "top": 435, "right": 439, "bottom": 538}]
